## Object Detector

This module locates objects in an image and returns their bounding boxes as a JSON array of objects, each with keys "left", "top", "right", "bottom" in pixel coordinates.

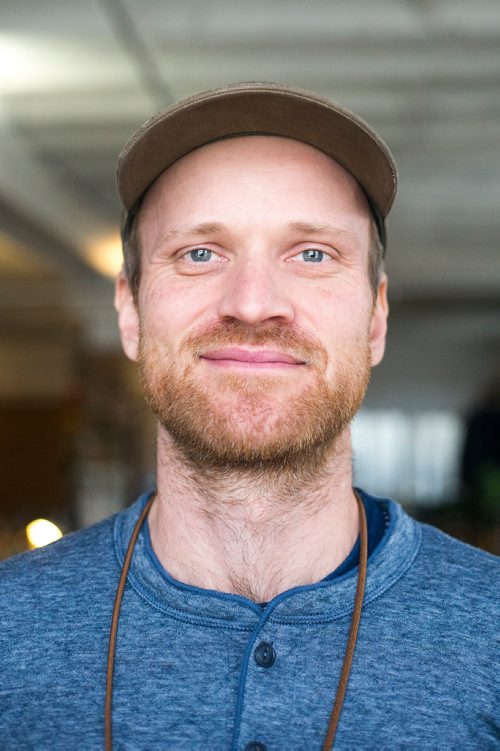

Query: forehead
[{"left": 140, "top": 135, "right": 371, "bottom": 218}]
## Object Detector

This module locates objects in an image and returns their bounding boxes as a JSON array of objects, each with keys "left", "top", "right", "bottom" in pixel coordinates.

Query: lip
[{"left": 200, "top": 347, "right": 305, "bottom": 367}]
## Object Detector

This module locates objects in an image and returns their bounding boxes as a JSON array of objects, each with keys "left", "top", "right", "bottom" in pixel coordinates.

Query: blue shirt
[{"left": 0, "top": 489, "right": 498, "bottom": 749}]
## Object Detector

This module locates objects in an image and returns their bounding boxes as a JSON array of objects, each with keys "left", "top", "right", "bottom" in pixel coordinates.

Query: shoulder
[
  {"left": 416, "top": 517, "right": 500, "bottom": 585},
  {"left": 0, "top": 498, "right": 152, "bottom": 696},
  {"left": 374, "top": 493, "right": 500, "bottom": 589},
  {"left": 367, "top": 498, "right": 500, "bottom": 686},
  {"left": 0, "top": 512, "right": 119, "bottom": 622},
  {"left": 402, "top": 514, "right": 500, "bottom": 634},
  {"left": 369, "top": 494, "right": 499, "bottom": 624},
  {"left": 0, "top": 512, "right": 116, "bottom": 576}
]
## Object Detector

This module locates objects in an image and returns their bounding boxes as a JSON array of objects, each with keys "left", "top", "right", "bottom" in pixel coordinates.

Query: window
[{"left": 352, "top": 410, "right": 463, "bottom": 507}]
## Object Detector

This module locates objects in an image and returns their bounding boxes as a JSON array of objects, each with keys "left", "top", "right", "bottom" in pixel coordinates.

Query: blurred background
[{"left": 1, "top": 0, "right": 499, "bottom": 557}]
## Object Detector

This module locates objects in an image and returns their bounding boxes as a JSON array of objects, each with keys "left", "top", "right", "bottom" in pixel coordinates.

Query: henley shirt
[{"left": 0, "top": 489, "right": 498, "bottom": 750}]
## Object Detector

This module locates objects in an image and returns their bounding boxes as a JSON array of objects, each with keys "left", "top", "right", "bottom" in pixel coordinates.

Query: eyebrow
[
  {"left": 286, "top": 222, "right": 352, "bottom": 238},
  {"left": 159, "top": 221, "right": 353, "bottom": 244},
  {"left": 158, "top": 223, "right": 227, "bottom": 244}
]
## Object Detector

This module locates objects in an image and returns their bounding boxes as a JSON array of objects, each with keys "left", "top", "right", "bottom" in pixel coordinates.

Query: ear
[
  {"left": 114, "top": 270, "right": 140, "bottom": 362},
  {"left": 369, "top": 273, "right": 389, "bottom": 367}
]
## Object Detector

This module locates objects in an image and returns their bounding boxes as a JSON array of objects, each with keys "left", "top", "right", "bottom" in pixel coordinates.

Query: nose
[{"left": 216, "top": 255, "right": 294, "bottom": 325}]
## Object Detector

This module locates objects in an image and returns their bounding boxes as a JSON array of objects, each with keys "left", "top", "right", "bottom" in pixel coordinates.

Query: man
[{"left": 1, "top": 84, "right": 498, "bottom": 750}]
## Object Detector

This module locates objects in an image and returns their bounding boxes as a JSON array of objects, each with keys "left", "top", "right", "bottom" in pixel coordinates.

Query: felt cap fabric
[{"left": 116, "top": 82, "right": 398, "bottom": 228}]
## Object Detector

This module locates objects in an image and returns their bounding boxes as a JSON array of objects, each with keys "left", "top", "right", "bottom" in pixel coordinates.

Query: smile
[{"left": 199, "top": 348, "right": 306, "bottom": 369}]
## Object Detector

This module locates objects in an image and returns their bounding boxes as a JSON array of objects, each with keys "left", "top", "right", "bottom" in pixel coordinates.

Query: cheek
[
  {"left": 138, "top": 276, "right": 212, "bottom": 348},
  {"left": 300, "top": 282, "right": 372, "bottom": 337},
  {"left": 301, "top": 287, "right": 372, "bottom": 373}
]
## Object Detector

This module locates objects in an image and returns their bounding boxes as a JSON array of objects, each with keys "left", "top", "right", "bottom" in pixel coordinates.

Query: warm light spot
[
  {"left": 86, "top": 233, "right": 123, "bottom": 278},
  {"left": 26, "top": 519, "right": 63, "bottom": 549},
  {"left": 0, "top": 232, "right": 58, "bottom": 277}
]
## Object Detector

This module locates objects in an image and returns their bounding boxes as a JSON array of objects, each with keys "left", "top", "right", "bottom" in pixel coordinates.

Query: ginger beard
[{"left": 139, "top": 320, "right": 371, "bottom": 473}]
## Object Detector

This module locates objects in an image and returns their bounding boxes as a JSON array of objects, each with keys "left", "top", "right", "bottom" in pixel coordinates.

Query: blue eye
[
  {"left": 301, "top": 249, "right": 324, "bottom": 263},
  {"left": 189, "top": 248, "right": 212, "bottom": 262}
]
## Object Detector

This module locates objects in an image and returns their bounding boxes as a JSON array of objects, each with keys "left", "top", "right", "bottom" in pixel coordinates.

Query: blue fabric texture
[{"left": 0, "top": 489, "right": 498, "bottom": 750}]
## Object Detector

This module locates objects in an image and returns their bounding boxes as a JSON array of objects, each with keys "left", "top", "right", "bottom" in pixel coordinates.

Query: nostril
[{"left": 216, "top": 279, "right": 294, "bottom": 326}]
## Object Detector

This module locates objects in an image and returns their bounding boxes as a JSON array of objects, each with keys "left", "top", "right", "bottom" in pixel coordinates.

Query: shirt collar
[{"left": 113, "top": 488, "right": 421, "bottom": 625}]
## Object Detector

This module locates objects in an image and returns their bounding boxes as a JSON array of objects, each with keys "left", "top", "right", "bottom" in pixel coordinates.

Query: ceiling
[{"left": 0, "top": 0, "right": 498, "bottom": 406}]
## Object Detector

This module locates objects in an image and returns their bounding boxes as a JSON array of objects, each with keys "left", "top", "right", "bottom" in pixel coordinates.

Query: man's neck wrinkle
[{"left": 150, "top": 429, "right": 359, "bottom": 603}]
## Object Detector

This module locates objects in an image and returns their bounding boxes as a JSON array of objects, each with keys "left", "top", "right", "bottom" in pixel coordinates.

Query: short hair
[
  {"left": 121, "top": 198, "right": 143, "bottom": 304},
  {"left": 121, "top": 198, "right": 385, "bottom": 305},
  {"left": 367, "top": 218, "right": 385, "bottom": 297}
]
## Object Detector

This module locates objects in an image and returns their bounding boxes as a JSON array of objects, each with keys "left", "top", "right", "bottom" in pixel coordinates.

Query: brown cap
[{"left": 116, "top": 82, "right": 397, "bottom": 243}]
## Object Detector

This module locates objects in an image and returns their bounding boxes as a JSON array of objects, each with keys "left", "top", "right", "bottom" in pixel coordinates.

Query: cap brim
[{"left": 116, "top": 82, "right": 397, "bottom": 220}]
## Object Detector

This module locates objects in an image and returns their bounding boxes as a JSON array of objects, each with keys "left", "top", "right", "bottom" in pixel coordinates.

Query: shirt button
[
  {"left": 254, "top": 641, "right": 276, "bottom": 668},
  {"left": 244, "top": 743, "right": 267, "bottom": 751}
]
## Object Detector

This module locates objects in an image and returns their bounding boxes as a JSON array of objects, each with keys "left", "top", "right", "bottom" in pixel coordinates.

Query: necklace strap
[
  {"left": 105, "top": 494, "right": 155, "bottom": 751},
  {"left": 322, "top": 491, "right": 368, "bottom": 749},
  {"left": 105, "top": 491, "right": 368, "bottom": 751}
]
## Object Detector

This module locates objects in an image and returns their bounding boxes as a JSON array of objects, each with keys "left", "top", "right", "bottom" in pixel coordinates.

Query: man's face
[{"left": 116, "top": 136, "right": 388, "bottom": 470}]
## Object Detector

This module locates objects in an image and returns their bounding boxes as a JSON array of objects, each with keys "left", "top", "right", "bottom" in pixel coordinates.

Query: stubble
[{"left": 139, "top": 319, "right": 371, "bottom": 476}]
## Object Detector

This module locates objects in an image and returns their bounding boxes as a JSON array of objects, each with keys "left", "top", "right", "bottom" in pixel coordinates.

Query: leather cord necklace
[{"left": 104, "top": 491, "right": 368, "bottom": 751}]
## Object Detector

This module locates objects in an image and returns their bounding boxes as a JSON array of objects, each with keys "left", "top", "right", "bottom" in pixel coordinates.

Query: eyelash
[{"left": 180, "top": 247, "right": 334, "bottom": 265}]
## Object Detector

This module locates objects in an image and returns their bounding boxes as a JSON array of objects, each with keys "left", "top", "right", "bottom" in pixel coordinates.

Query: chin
[
  {"left": 138, "top": 321, "right": 372, "bottom": 473},
  {"left": 143, "top": 365, "right": 369, "bottom": 473}
]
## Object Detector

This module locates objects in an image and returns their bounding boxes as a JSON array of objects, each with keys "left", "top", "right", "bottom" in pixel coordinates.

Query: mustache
[{"left": 180, "top": 320, "right": 328, "bottom": 369}]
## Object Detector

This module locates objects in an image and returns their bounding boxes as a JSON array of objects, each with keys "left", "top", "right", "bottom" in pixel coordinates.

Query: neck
[{"left": 148, "top": 427, "right": 360, "bottom": 603}]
